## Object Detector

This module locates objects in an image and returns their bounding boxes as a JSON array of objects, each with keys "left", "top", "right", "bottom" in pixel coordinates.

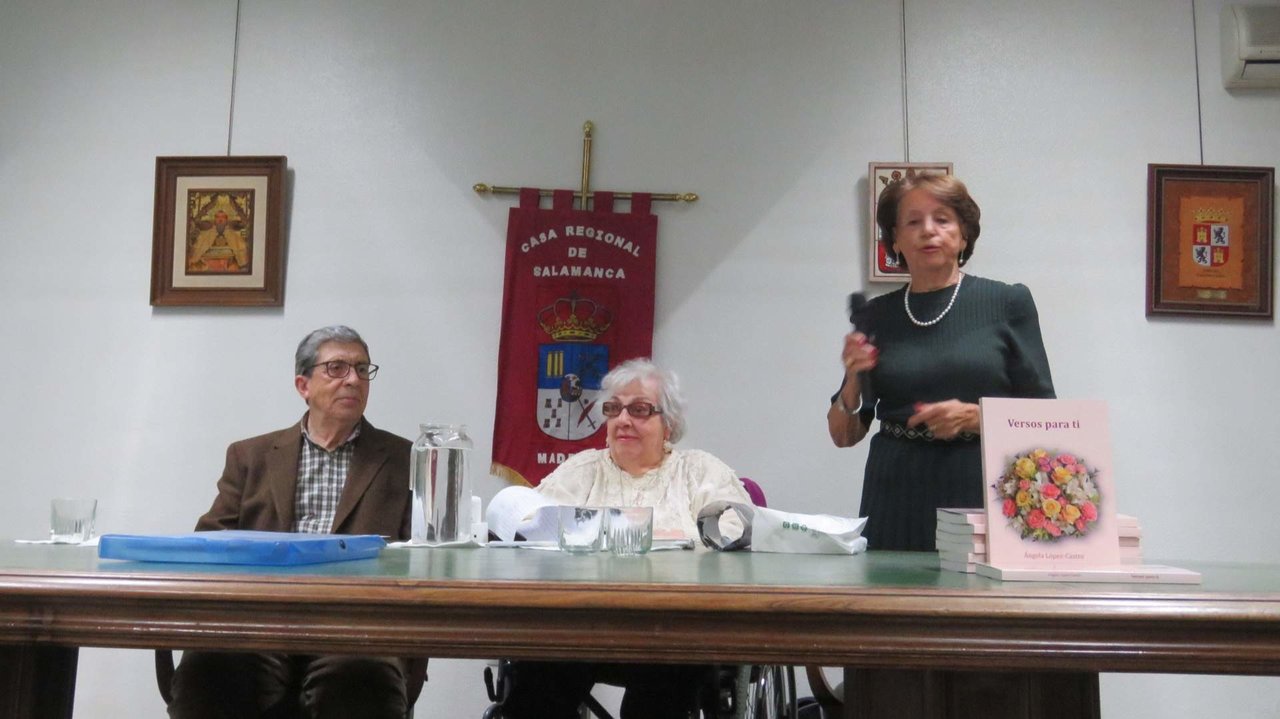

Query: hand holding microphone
[{"left": 842, "top": 292, "right": 878, "bottom": 373}]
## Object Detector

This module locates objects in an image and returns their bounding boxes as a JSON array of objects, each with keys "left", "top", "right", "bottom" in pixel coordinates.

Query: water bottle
[{"left": 410, "top": 424, "right": 473, "bottom": 544}]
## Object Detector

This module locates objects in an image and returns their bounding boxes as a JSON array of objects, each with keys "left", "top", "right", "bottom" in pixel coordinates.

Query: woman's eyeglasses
[{"left": 600, "top": 400, "right": 663, "bottom": 419}]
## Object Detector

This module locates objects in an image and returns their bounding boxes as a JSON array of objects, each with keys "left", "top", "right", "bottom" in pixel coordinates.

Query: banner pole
[
  {"left": 473, "top": 121, "right": 699, "bottom": 204},
  {"left": 474, "top": 184, "right": 698, "bottom": 204},
  {"left": 580, "top": 121, "right": 593, "bottom": 211}
]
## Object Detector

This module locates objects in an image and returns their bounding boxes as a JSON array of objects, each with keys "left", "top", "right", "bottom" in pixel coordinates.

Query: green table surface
[
  {"left": 1, "top": 542, "right": 1274, "bottom": 594},
  {"left": 3, "top": 542, "right": 1280, "bottom": 672}
]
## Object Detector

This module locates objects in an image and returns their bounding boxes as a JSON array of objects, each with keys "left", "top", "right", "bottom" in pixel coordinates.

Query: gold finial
[
  {"left": 583, "top": 121, "right": 594, "bottom": 137},
  {"left": 678, "top": 192, "right": 699, "bottom": 203},
  {"left": 473, "top": 183, "right": 492, "bottom": 194}
]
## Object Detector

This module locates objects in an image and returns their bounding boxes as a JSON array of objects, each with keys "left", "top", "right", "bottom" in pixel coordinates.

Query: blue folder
[{"left": 97, "top": 530, "right": 386, "bottom": 565}]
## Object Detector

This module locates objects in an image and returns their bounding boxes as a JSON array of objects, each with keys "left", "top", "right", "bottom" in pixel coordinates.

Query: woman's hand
[
  {"left": 906, "top": 400, "right": 979, "bottom": 439},
  {"left": 829, "top": 333, "right": 877, "bottom": 448},
  {"left": 841, "top": 332, "right": 878, "bottom": 375}
]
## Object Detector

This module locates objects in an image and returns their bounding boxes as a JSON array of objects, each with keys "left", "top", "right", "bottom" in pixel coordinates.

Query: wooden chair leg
[{"left": 0, "top": 645, "right": 78, "bottom": 719}]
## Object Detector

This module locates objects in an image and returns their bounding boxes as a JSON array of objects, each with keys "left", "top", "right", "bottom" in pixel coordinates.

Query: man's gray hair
[
  {"left": 601, "top": 358, "right": 687, "bottom": 443},
  {"left": 295, "top": 325, "right": 369, "bottom": 376}
]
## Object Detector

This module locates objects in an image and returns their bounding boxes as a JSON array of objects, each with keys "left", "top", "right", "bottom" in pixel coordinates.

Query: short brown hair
[{"left": 875, "top": 174, "right": 981, "bottom": 267}]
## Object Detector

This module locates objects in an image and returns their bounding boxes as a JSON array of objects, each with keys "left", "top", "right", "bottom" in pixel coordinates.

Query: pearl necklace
[{"left": 904, "top": 272, "right": 964, "bottom": 327}]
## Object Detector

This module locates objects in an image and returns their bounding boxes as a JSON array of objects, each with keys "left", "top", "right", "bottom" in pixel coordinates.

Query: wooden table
[{"left": 2, "top": 543, "right": 1279, "bottom": 718}]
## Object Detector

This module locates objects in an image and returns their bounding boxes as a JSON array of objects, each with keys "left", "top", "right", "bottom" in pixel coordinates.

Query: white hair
[{"left": 601, "top": 358, "right": 687, "bottom": 443}]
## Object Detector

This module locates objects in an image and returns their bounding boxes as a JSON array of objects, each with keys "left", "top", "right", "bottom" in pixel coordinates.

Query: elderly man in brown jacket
[{"left": 167, "top": 325, "right": 420, "bottom": 719}]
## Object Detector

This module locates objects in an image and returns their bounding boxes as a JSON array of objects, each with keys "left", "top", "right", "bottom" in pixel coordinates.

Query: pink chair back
[{"left": 739, "top": 477, "right": 767, "bottom": 508}]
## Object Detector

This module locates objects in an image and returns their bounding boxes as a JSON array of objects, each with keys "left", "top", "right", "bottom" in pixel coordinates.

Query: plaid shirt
[{"left": 293, "top": 419, "right": 362, "bottom": 533}]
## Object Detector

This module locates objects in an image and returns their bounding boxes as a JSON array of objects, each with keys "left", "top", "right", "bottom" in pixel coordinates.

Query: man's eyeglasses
[
  {"left": 309, "top": 360, "right": 379, "bottom": 381},
  {"left": 600, "top": 400, "right": 663, "bottom": 419}
]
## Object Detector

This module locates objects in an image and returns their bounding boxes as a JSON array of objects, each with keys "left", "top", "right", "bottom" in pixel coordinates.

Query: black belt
[{"left": 879, "top": 420, "right": 978, "bottom": 443}]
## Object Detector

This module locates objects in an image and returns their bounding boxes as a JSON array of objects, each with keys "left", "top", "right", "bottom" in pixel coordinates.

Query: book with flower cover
[
  {"left": 938, "top": 507, "right": 1140, "bottom": 535},
  {"left": 936, "top": 532, "right": 987, "bottom": 553},
  {"left": 937, "top": 541, "right": 1143, "bottom": 572},
  {"left": 1116, "top": 515, "right": 1140, "bottom": 530},
  {"left": 939, "top": 546, "right": 1144, "bottom": 571},
  {"left": 939, "top": 549, "right": 983, "bottom": 564},
  {"left": 940, "top": 557, "right": 978, "bottom": 574},
  {"left": 940, "top": 524, "right": 1140, "bottom": 557},
  {"left": 980, "top": 398, "right": 1121, "bottom": 570},
  {"left": 936, "top": 508, "right": 986, "bottom": 528},
  {"left": 975, "top": 563, "right": 1199, "bottom": 584}
]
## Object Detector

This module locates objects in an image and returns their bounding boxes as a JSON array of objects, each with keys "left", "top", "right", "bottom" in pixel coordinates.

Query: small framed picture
[
  {"left": 1146, "top": 163, "right": 1274, "bottom": 319},
  {"left": 150, "top": 156, "right": 288, "bottom": 307},
  {"left": 867, "top": 162, "right": 953, "bottom": 282}
]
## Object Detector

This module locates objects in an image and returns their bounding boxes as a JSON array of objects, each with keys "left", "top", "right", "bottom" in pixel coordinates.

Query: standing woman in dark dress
[{"left": 828, "top": 174, "right": 1056, "bottom": 551}]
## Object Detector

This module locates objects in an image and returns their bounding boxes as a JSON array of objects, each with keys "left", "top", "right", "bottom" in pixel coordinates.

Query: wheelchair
[
  {"left": 482, "top": 659, "right": 796, "bottom": 719},
  {"left": 482, "top": 478, "right": 796, "bottom": 718}
]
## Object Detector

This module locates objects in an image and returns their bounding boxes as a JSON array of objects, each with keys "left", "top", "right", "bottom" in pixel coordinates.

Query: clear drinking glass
[
  {"left": 50, "top": 498, "right": 97, "bottom": 544},
  {"left": 557, "top": 506, "right": 604, "bottom": 553},
  {"left": 606, "top": 506, "right": 654, "bottom": 556}
]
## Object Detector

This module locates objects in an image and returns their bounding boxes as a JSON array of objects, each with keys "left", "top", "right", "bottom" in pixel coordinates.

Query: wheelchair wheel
[{"left": 701, "top": 664, "right": 796, "bottom": 719}]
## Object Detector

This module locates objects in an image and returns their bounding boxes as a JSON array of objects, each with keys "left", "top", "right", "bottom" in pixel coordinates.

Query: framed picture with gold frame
[
  {"left": 150, "top": 156, "right": 288, "bottom": 307},
  {"left": 868, "top": 161, "right": 952, "bottom": 282},
  {"left": 1146, "top": 163, "right": 1274, "bottom": 319}
]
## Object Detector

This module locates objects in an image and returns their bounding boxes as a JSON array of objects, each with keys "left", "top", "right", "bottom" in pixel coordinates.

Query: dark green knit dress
[{"left": 842, "top": 275, "right": 1055, "bottom": 551}]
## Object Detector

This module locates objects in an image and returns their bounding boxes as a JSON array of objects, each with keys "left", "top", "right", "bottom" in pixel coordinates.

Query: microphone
[{"left": 847, "top": 292, "right": 868, "bottom": 332}]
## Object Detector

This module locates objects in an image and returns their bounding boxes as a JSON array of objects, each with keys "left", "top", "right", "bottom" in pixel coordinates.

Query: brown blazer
[{"left": 195, "top": 417, "right": 414, "bottom": 540}]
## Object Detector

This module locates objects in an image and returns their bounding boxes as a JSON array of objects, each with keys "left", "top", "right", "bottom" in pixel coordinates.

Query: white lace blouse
[{"left": 537, "top": 448, "right": 751, "bottom": 540}]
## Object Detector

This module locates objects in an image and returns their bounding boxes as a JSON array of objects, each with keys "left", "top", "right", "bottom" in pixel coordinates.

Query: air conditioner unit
[{"left": 1221, "top": 4, "right": 1280, "bottom": 88}]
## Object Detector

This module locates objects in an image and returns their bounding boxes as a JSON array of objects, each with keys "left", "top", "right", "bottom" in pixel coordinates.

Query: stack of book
[{"left": 936, "top": 507, "right": 1142, "bottom": 574}]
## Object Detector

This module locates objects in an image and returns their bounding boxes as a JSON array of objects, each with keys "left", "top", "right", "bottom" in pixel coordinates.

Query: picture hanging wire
[
  {"left": 900, "top": 0, "right": 911, "bottom": 163},
  {"left": 1190, "top": 0, "right": 1205, "bottom": 165},
  {"left": 226, "top": 0, "right": 243, "bottom": 156}
]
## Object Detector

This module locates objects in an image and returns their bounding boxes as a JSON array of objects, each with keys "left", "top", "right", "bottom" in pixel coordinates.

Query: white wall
[{"left": 2, "top": 1, "right": 1278, "bottom": 716}]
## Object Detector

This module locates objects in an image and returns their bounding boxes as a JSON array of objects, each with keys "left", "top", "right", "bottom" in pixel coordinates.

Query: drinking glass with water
[
  {"left": 606, "top": 506, "right": 654, "bottom": 556},
  {"left": 50, "top": 498, "right": 97, "bottom": 544},
  {"left": 558, "top": 506, "right": 604, "bottom": 553}
]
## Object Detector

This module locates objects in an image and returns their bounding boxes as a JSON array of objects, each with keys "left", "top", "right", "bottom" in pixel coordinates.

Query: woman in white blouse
[
  {"left": 536, "top": 358, "right": 750, "bottom": 541},
  {"left": 501, "top": 358, "right": 751, "bottom": 719}
]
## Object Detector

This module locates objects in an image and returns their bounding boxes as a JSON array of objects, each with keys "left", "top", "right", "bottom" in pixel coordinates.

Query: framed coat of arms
[{"left": 1146, "top": 164, "right": 1274, "bottom": 319}]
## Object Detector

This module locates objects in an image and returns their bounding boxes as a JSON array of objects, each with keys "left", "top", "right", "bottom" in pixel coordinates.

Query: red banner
[{"left": 491, "top": 189, "right": 657, "bottom": 486}]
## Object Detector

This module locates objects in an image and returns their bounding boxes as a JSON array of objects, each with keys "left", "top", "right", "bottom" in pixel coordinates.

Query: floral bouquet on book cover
[{"left": 992, "top": 448, "right": 1100, "bottom": 542}]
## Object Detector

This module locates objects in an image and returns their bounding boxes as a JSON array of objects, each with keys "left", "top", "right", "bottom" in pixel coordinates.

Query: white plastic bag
[{"left": 697, "top": 501, "right": 868, "bottom": 555}]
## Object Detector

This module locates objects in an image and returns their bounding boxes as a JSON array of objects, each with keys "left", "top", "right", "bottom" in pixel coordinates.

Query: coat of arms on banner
[{"left": 536, "top": 296, "right": 611, "bottom": 440}]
